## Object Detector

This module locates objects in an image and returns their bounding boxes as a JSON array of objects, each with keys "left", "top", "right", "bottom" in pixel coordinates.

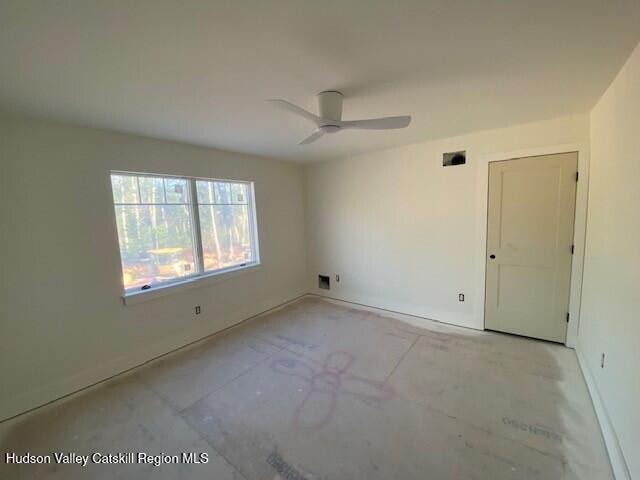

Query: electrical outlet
[
  {"left": 458, "top": 293, "right": 465, "bottom": 302},
  {"left": 195, "top": 306, "right": 201, "bottom": 315},
  {"left": 336, "top": 274, "right": 340, "bottom": 282},
  {"left": 601, "top": 353, "right": 605, "bottom": 368}
]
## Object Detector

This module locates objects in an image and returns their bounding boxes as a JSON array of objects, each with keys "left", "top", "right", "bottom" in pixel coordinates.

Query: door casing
[{"left": 480, "top": 152, "right": 588, "bottom": 346}]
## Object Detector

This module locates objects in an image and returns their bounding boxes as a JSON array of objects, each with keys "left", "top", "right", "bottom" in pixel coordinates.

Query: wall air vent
[
  {"left": 318, "top": 275, "right": 330, "bottom": 290},
  {"left": 443, "top": 151, "right": 466, "bottom": 166}
]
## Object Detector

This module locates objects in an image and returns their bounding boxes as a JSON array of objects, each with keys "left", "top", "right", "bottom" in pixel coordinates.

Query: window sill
[{"left": 122, "top": 262, "right": 261, "bottom": 306}]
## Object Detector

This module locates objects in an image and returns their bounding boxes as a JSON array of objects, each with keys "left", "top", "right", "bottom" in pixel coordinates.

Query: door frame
[{"left": 474, "top": 143, "right": 589, "bottom": 347}]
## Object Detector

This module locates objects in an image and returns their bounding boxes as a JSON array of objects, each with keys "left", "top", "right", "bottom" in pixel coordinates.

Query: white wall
[
  {"left": 579, "top": 42, "right": 640, "bottom": 478},
  {"left": 0, "top": 114, "right": 307, "bottom": 421},
  {"left": 304, "top": 115, "right": 589, "bottom": 338}
]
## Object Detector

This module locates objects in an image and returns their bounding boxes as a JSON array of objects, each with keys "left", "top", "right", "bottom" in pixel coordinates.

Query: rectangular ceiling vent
[{"left": 443, "top": 151, "right": 466, "bottom": 166}]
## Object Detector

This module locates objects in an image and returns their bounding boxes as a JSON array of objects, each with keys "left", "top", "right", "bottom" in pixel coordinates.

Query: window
[{"left": 110, "top": 172, "right": 259, "bottom": 293}]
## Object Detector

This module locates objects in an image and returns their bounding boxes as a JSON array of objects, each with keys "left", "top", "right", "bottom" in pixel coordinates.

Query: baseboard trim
[
  {"left": 307, "top": 289, "right": 481, "bottom": 330},
  {"left": 307, "top": 293, "right": 481, "bottom": 333},
  {"left": 575, "top": 345, "right": 630, "bottom": 479},
  {"left": 0, "top": 293, "right": 307, "bottom": 424}
]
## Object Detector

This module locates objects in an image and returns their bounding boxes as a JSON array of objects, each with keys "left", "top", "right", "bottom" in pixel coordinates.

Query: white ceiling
[{"left": 1, "top": 1, "right": 639, "bottom": 162}]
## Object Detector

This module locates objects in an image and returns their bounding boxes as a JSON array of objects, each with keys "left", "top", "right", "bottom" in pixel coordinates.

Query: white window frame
[{"left": 110, "top": 171, "right": 261, "bottom": 304}]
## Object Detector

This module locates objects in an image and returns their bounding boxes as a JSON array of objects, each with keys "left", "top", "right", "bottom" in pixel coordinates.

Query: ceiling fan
[{"left": 268, "top": 91, "right": 411, "bottom": 145}]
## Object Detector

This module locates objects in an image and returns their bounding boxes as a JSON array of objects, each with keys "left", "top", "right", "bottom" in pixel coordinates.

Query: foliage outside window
[{"left": 110, "top": 172, "right": 258, "bottom": 292}]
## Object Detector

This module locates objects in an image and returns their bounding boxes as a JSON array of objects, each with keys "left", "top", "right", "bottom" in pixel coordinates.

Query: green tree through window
[{"left": 110, "top": 173, "right": 258, "bottom": 291}]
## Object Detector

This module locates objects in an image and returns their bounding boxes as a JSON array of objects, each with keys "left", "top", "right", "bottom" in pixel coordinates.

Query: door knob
[{"left": 489, "top": 254, "right": 496, "bottom": 259}]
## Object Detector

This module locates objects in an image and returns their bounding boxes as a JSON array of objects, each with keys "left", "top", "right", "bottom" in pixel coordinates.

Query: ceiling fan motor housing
[
  {"left": 267, "top": 92, "right": 411, "bottom": 145},
  {"left": 318, "top": 91, "right": 343, "bottom": 123}
]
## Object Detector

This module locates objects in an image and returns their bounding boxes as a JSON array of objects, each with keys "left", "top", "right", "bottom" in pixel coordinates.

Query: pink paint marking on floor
[{"left": 270, "top": 351, "right": 395, "bottom": 429}]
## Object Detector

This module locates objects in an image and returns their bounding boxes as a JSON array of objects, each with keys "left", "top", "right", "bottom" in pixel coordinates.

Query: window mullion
[{"left": 188, "top": 178, "right": 205, "bottom": 275}]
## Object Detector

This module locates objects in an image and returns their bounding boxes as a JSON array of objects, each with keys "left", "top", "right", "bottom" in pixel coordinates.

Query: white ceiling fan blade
[
  {"left": 298, "top": 129, "right": 325, "bottom": 145},
  {"left": 340, "top": 115, "right": 411, "bottom": 130},
  {"left": 268, "top": 99, "right": 322, "bottom": 126}
]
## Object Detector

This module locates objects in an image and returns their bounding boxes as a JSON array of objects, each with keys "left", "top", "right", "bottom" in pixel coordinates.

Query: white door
[{"left": 485, "top": 153, "right": 577, "bottom": 343}]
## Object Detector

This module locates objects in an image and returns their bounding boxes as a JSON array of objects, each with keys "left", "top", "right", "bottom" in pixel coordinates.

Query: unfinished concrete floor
[{"left": 0, "top": 297, "right": 612, "bottom": 479}]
